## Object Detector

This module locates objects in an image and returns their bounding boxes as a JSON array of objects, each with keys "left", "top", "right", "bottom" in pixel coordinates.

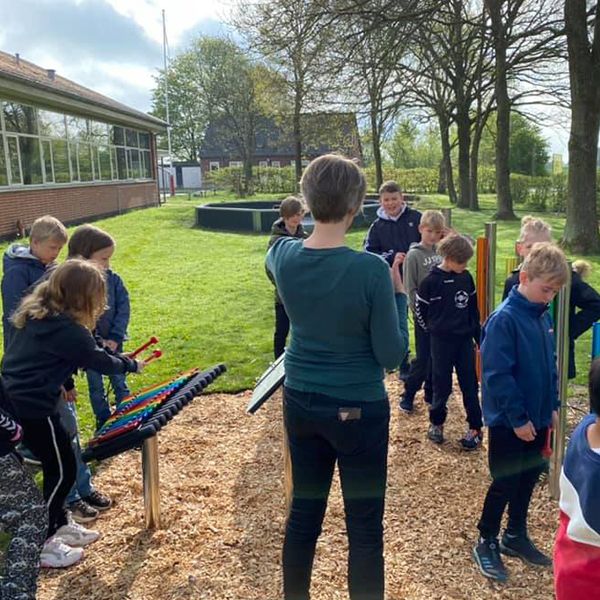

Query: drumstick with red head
[
  {"left": 542, "top": 428, "right": 553, "bottom": 458},
  {"left": 131, "top": 336, "right": 159, "bottom": 358}
]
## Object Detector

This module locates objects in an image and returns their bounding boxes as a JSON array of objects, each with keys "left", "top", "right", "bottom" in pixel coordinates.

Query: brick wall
[{"left": 0, "top": 181, "right": 159, "bottom": 239}]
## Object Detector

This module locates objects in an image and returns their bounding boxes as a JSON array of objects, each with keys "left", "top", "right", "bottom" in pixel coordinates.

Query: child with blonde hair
[
  {"left": 2, "top": 260, "right": 145, "bottom": 569},
  {"left": 474, "top": 242, "right": 570, "bottom": 582},
  {"left": 503, "top": 215, "right": 600, "bottom": 379}
]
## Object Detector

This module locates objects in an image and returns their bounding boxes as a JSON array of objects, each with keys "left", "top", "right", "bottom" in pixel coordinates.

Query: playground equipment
[
  {"left": 83, "top": 352, "right": 227, "bottom": 528},
  {"left": 550, "top": 271, "right": 572, "bottom": 499},
  {"left": 196, "top": 200, "right": 380, "bottom": 233}
]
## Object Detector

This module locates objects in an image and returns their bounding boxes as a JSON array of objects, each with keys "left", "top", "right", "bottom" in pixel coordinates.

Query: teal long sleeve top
[{"left": 266, "top": 237, "right": 409, "bottom": 401}]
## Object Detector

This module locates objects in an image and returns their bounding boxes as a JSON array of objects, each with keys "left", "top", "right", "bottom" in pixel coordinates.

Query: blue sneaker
[{"left": 473, "top": 537, "right": 508, "bottom": 582}]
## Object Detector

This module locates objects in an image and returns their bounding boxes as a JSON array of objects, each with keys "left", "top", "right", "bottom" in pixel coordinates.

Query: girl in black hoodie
[{"left": 1, "top": 259, "right": 144, "bottom": 569}]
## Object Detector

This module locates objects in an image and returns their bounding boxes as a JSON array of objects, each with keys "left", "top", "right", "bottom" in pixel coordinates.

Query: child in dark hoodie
[
  {"left": 0, "top": 393, "right": 47, "bottom": 599},
  {"left": 267, "top": 196, "right": 307, "bottom": 358},
  {"left": 363, "top": 181, "right": 422, "bottom": 266},
  {"left": 1, "top": 215, "right": 68, "bottom": 350},
  {"left": 473, "top": 242, "right": 569, "bottom": 583},
  {"left": 415, "top": 234, "right": 483, "bottom": 448},
  {"left": 2, "top": 260, "right": 144, "bottom": 569}
]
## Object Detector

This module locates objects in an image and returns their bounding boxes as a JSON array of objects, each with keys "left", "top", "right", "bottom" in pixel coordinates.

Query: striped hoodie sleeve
[
  {"left": 0, "top": 405, "right": 21, "bottom": 444},
  {"left": 555, "top": 414, "right": 600, "bottom": 599}
]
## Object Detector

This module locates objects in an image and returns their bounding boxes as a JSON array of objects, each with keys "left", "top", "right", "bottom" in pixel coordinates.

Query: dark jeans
[
  {"left": 282, "top": 386, "right": 390, "bottom": 600},
  {"left": 477, "top": 425, "right": 548, "bottom": 539},
  {"left": 403, "top": 324, "right": 432, "bottom": 405},
  {"left": 429, "top": 335, "right": 482, "bottom": 429},
  {"left": 274, "top": 302, "right": 290, "bottom": 359},
  {"left": 20, "top": 413, "right": 76, "bottom": 538}
]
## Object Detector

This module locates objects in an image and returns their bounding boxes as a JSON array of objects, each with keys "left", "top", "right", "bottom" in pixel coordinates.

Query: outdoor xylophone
[{"left": 82, "top": 364, "right": 226, "bottom": 463}]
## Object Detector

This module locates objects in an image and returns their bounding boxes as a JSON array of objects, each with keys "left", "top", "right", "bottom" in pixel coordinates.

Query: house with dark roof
[
  {"left": 0, "top": 50, "right": 167, "bottom": 238},
  {"left": 198, "top": 112, "right": 362, "bottom": 173}
]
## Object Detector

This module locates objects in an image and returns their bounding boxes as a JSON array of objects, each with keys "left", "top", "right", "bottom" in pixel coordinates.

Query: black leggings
[
  {"left": 20, "top": 413, "right": 76, "bottom": 538},
  {"left": 477, "top": 425, "right": 548, "bottom": 539}
]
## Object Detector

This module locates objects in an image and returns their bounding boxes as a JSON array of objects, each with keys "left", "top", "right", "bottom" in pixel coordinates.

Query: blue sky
[
  {"left": 0, "top": 0, "right": 569, "bottom": 156},
  {"left": 0, "top": 0, "right": 229, "bottom": 113}
]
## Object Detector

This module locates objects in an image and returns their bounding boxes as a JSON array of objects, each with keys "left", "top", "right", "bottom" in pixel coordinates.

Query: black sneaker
[
  {"left": 472, "top": 537, "right": 508, "bottom": 582},
  {"left": 399, "top": 396, "right": 414, "bottom": 414},
  {"left": 500, "top": 532, "right": 552, "bottom": 567},
  {"left": 427, "top": 424, "right": 444, "bottom": 444},
  {"left": 460, "top": 429, "right": 483, "bottom": 451},
  {"left": 83, "top": 490, "right": 113, "bottom": 512},
  {"left": 68, "top": 499, "right": 99, "bottom": 524}
]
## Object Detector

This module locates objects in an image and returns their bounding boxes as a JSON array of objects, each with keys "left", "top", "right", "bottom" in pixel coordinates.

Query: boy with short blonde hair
[
  {"left": 415, "top": 234, "right": 482, "bottom": 447},
  {"left": 2, "top": 215, "right": 67, "bottom": 349},
  {"left": 473, "top": 242, "right": 569, "bottom": 582},
  {"left": 400, "top": 210, "right": 445, "bottom": 413}
]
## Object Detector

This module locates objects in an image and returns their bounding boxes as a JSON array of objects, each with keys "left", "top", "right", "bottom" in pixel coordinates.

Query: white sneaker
[
  {"left": 55, "top": 520, "right": 100, "bottom": 547},
  {"left": 40, "top": 536, "right": 84, "bottom": 568}
]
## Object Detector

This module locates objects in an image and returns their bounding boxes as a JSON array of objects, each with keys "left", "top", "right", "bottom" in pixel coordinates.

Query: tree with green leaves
[{"left": 151, "top": 52, "right": 208, "bottom": 162}]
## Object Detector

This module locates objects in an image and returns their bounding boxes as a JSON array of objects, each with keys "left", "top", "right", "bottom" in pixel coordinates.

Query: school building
[
  {"left": 199, "top": 112, "right": 363, "bottom": 174},
  {"left": 0, "top": 50, "right": 167, "bottom": 239}
]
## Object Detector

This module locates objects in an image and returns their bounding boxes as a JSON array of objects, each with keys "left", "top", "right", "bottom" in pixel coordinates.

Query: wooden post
[
  {"left": 142, "top": 435, "right": 161, "bottom": 529},
  {"left": 550, "top": 269, "right": 572, "bottom": 500}
]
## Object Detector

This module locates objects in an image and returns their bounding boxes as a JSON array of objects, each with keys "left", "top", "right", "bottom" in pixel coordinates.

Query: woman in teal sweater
[{"left": 266, "top": 154, "right": 408, "bottom": 600}]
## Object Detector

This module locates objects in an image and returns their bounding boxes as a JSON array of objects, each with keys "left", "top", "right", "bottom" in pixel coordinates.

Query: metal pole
[
  {"left": 142, "top": 435, "right": 161, "bottom": 529},
  {"left": 484, "top": 222, "right": 497, "bottom": 316},
  {"left": 162, "top": 9, "right": 174, "bottom": 197},
  {"left": 441, "top": 207, "right": 452, "bottom": 228},
  {"left": 550, "top": 268, "right": 571, "bottom": 500}
]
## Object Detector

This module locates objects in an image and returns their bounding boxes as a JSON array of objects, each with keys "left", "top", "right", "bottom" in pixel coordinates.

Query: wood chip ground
[{"left": 38, "top": 376, "right": 584, "bottom": 599}]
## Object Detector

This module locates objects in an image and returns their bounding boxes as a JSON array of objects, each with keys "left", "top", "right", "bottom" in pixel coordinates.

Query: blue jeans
[
  {"left": 58, "top": 400, "right": 93, "bottom": 505},
  {"left": 282, "top": 386, "right": 390, "bottom": 600},
  {"left": 87, "top": 369, "right": 130, "bottom": 428}
]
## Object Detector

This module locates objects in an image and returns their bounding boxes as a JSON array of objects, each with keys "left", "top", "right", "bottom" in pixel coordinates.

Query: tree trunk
[
  {"left": 469, "top": 124, "right": 482, "bottom": 211},
  {"left": 370, "top": 110, "right": 383, "bottom": 189},
  {"left": 563, "top": 0, "right": 600, "bottom": 253},
  {"left": 437, "top": 159, "right": 447, "bottom": 194},
  {"left": 293, "top": 99, "right": 302, "bottom": 188},
  {"left": 456, "top": 112, "right": 471, "bottom": 208},
  {"left": 564, "top": 99, "right": 600, "bottom": 252},
  {"left": 487, "top": 0, "right": 517, "bottom": 220},
  {"left": 438, "top": 114, "right": 457, "bottom": 204}
]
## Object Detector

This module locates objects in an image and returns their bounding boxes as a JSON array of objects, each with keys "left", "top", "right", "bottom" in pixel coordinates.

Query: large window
[{"left": 0, "top": 100, "right": 155, "bottom": 187}]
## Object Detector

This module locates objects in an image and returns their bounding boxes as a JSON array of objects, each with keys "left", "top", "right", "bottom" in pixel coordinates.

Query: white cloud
[{"left": 104, "top": 0, "right": 231, "bottom": 45}]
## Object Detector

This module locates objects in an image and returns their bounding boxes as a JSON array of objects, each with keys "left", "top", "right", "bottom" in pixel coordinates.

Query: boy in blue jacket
[
  {"left": 1, "top": 215, "right": 67, "bottom": 350},
  {"left": 473, "top": 242, "right": 570, "bottom": 582}
]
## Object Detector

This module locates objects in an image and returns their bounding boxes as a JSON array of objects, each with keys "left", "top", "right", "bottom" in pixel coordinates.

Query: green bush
[
  {"left": 509, "top": 174, "right": 530, "bottom": 205},
  {"left": 205, "top": 165, "right": 298, "bottom": 195}
]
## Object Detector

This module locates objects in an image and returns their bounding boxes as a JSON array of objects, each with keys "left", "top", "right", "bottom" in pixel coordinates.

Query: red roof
[{"left": 0, "top": 50, "right": 166, "bottom": 130}]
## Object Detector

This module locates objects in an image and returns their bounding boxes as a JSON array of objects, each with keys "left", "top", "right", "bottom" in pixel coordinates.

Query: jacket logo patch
[
  {"left": 455, "top": 290, "right": 469, "bottom": 309},
  {"left": 409, "top": 222, "right": 414, "bottom": 227}
]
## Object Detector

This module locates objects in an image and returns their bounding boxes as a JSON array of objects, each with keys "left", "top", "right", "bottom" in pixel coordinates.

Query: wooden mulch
[{"left": 37, "top": 376, "right": 583, "bottom": 599}]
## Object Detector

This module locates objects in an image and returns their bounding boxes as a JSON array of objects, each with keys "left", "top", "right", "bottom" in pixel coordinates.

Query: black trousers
[
  {"left": 477, "top": 425, "right": 548, "bottom": 539},
  {"left": 274, "top": 302, "right": 290, "bottom": 359},
  {"left": 282, "top": 386, "right": 389, "bottom": 600},
  {"left": 403, "top": 324, "right": 432, "bottom": 405},
  {"left": 429, "top": 335, "right": 482, "bottom": 429},
  {"left": 20, "top": 413, "right": 76, "bottom": 538}
]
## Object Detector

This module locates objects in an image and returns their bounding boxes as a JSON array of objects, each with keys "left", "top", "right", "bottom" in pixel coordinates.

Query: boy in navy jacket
[
  {"left": 364, "top": 181, "right": 421, "bottom": 265},
  {"left": 1, "top": 215, "right": 67, "bottom": 350},
  {"left": 473, "top": 242, "right": 570, "bottom": 583},
  {"left": 415, "top": 234, "right": 482, "bottom": 448}
]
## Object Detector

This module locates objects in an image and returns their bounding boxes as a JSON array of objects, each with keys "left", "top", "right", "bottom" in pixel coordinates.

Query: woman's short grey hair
[{"left": 300, "top": 154, "right": 366, "bottom": 223}]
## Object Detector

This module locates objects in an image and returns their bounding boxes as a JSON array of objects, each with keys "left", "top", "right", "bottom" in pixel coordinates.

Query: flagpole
[{"left": 162, "top": 8, "right": 174, "bottom": 197}]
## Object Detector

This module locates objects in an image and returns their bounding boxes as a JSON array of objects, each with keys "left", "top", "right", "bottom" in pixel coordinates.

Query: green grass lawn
[{"left": 1, "top": 191, "right": 598, "bottom": 443}]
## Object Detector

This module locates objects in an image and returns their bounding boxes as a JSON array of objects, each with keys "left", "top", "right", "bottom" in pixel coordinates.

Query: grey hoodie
[{"left": 403, "top": 242, "right": 442, "bottom": 311}]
